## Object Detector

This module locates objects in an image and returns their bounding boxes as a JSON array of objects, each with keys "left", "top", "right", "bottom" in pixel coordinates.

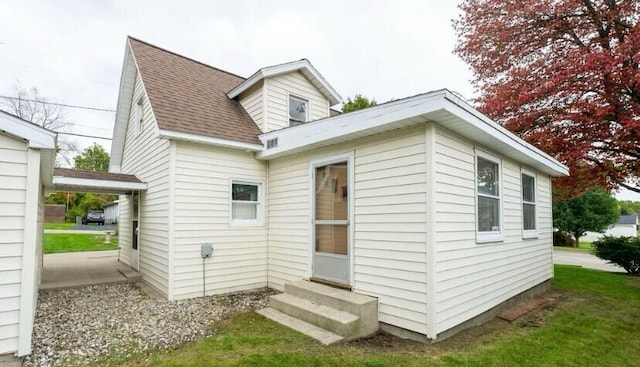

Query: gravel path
[{"left": 24, "top": 284, "right": 277, "bottom": 367}]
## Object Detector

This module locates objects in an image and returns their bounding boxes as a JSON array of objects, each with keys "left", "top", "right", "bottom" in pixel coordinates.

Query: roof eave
[
  {"left": 256, "top": 90, "right": 569, "bottom": 177},
  {"left": 227, "top": 59, "right": 342, "bottom": 105},
  {"left": 158, "top": 129, "right": 263, "bottom": 152},
  {"left": 109, "top": 40, "right": 137, "bottom": 174}
]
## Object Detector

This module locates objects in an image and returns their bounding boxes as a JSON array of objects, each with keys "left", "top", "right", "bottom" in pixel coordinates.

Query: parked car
[{"left": 82, "top": 210, "right": 105, "bottom": 225}]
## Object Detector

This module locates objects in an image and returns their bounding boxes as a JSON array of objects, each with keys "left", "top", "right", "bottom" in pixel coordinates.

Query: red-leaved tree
[{"left": 454, "top": 0, "right": 640, "bottom": 198}]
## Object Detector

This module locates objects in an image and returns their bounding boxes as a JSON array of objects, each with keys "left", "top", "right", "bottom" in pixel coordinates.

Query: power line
[
  {"left": 0, "top": 95, "right": 116, "bottom": 112},
  {"left": 57, "top": 131, "right": 112, "bottom": 140}
]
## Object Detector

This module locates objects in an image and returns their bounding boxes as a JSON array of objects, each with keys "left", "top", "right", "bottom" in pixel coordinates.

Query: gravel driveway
[{"left": 25, "top": 284, "right": 277, "bottom": 367}]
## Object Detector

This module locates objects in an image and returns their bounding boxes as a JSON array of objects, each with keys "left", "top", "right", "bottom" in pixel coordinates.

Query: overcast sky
[{"left": 1, "top": 0, "right": 638, "bottom": 200}]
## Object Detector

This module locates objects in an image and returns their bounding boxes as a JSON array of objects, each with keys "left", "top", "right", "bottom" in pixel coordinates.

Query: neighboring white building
[
  {"left": 0, "top": 111, "right": 56, "bottom": 357},
  {"left": 109, "top": 37, "right": 569, "bottom": 341},
  {"left": 582, "top": 214, "right": 639, "bottom": 242},
  {"left": 103, "top": 201, "right": 119, "bottom": 224}
]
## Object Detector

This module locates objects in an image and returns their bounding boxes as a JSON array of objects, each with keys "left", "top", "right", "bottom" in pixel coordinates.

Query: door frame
[{"left": 308, "top": 151, "right": 354, "bottom": 286}]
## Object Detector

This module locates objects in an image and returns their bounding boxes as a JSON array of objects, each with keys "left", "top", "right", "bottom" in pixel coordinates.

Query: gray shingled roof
[{"left": 617, "top": 214, "right": 639, "bottom": 225}]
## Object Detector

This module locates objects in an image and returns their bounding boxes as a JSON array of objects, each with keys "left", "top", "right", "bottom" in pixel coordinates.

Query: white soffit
[
  {"left": 52, "top": 176, "right": 147, "bottom": 194},
  {"left": 257, "top": 89, "right": 569, "bottom": 177}
]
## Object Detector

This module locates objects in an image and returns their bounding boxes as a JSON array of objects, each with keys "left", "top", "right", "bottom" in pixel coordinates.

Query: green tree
[
  {"left": 342, "top": 94, "right": 377, "bottom": 113},
  {"left": 618, "top": 201, "right": 640, "bottom": 216},
  {"left": 553, "top": 189, "right": 619, "bottom": 246},
  {"left": 74, "top": 143, "right": 109, "bottom": 172}
]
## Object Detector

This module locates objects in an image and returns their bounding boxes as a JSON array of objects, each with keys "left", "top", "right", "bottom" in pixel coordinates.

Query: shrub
[
  {"left": 592, "top": 236, "right": 640, "bottom": 275},
  {"left": 553, "top": 231, "right": 576, "bottom": 247}
]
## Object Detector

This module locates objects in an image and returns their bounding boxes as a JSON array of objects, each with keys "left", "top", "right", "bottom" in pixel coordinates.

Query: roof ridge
[{"left": 126, "top": 35, "right": 247, "bottom": 81}]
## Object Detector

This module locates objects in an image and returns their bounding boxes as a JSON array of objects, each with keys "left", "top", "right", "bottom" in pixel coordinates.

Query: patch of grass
[
  {"left": 44, "top": 222, "right": 76, "bottom": 230},
  {"left": 102, "top": 265, "right": 640, "bottom": 367},
  {"left": 44, "top": 233, "right": 118, "bottom": 254},
  {"left": 554, "top": 241, "right": 594, "bottom": 252}
]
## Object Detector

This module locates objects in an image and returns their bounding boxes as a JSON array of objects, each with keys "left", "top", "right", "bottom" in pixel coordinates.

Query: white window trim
[
  {"left": 475, "top": 149, "right": 504, "bottom": 243},
  {"left": 134, "top": 98, "right": 143, "bottom": 135},
  {"left": 308, "top": 151, "right": 355, "bottom": 285},
  {"left": 229, "top": 179, "right": 265, "bottom": 227},
  {"left": 288, "top": 94, "right": 309, "bottom": 126},
  {"left": 521, "top": 168, "right": 538, "bottom": 239}
]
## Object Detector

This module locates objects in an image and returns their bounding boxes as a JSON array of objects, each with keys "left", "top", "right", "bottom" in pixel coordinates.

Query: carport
[{"left": 43, "top": 168, "right": 147, "bottom": 288}]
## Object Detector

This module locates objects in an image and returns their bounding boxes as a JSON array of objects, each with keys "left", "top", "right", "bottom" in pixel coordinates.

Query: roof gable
[
  {"left": 228, "top": 59, "right": 341, "bottom": 106},
  {"left": 0, "top": 110, "right": 57, "bottom": 149},
  {"left": 0, "top": 110, "right": 57, "bottom": 187}
]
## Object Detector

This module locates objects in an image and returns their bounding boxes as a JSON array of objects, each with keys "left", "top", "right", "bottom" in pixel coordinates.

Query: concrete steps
[
  {"left": 117, "top": 266, "right": 142, "bottom": 283},
  {"left": 259, "top": 280, "right": 378, "bottom": 345}
]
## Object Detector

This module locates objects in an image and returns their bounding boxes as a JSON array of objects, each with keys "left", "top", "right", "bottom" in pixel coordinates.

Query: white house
[
  {"left": 103, "top": 201, "right": 119, "bottom": 224},
  {"left": 0, "top": 111, "right": 57, "bottom": 357},
  {"left": 582, "top": 214, "right": 639, "bottom": 242},
  {"left": 110, "top": 37, "right": 569, "bottom": 342}
]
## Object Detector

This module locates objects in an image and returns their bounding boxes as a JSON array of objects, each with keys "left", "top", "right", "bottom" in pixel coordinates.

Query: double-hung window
[
  {"left": 289, "top": 95, "right": 308, "bottom": 126},
  {"left": 230, "top": 181, "right": 263, "bottom": 226},
  {"left": 476, "top": 150, "right": 502, "bottom": 242},
  {"left": 521, "top": 169, "right": 537, "bottom": 238}
]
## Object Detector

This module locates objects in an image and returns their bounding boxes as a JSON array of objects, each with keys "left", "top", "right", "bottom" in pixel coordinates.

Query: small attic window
[{"left": 289, "top": 95, "right": 308, "bottom": 126}]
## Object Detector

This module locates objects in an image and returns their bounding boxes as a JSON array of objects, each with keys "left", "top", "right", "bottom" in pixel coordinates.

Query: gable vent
[{"left": 266, "top": 137, "right": 278, "bottom": 149}]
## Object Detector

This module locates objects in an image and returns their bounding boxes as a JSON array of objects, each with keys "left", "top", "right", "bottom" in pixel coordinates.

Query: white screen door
[{"left": 312, "top": 160, "right": 350, "bottom": 284}]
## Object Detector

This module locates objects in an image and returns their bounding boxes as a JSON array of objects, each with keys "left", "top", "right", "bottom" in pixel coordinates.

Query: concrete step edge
[
  {"left": 257, "top": 308, "right": 344, "bottom": 345},
  {"left": 286, "top": 280, "right": 377, "bottom": 305}
]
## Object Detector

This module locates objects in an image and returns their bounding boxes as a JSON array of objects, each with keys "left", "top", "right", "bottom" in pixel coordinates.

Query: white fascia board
[
  {"left": 0, "top": 111, "right": 57, "bottom": 149},
  {"left": 109, "top": 42, "right": 137, "bottom": 173},
  {"left": 257, "top": 91, "right": 447, "bottom": 159},
  {"left": 227, "top": 59, "right": 341, "bottom": 105},
  {"left": 441, "top": 91, "right": 569, "bottom": 176},
  {"left": 52, "top": 176, "right": 147, "bottom": 191},
  {"left": 158, "top": 129, "right": 263, "bottom": 151},
  {"left": 257, "top": 89, "right": 569, "bottom": 177}
]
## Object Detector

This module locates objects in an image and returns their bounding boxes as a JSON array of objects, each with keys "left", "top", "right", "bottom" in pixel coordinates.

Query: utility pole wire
[
  {"left": 57, "top": 132, "right": 112, "bottom": 140},
  {"left": 0, "top": 95, "right": 116, "bottom": 112}
]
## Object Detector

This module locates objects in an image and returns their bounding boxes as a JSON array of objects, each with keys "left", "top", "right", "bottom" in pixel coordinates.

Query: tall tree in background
[
  {"left": 454, "top": 0, "right": 640, "bottom": 198},
  {"left": 342, "top": 94, "right": 377, "bottom": 113},
  {"left": 0, "top": 82, "right": 79, "bottom": 166},
  {"left": 74, "top": 143, "right": 110, "bottom": 172},
  {"left": 0, "top": 83, "right": 67, "bottom": 131},
  {"left": 553, "top": 188, "right": 619, "bottom": 246}
]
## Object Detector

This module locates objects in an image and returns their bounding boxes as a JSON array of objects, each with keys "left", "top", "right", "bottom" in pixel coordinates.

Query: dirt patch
[
  {"left": 346, "top": 290, "right": 568, "bottom": 356},
  {"left": 626, "top": 277, "right": 640, "bottom": 288}
]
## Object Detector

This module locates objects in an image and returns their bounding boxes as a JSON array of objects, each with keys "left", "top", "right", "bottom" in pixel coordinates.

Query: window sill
[
  {"left": 476, "top": 233, "right": 504, "bottom": 244},
  {"left": 229, "top": 220, "right": 264, "bottom": 228},
  {"left": 522, "top": 231, "right": 538, "bottom": 239}
]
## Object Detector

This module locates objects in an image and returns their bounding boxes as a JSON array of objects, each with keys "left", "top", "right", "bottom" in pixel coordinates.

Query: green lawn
[
  {"left": 102, "top": 265, "right": 639, "bottom": 367},
  {"left": 554, "top": 242, "right": 594, "bottom": 253},
  {"left": 44, "top": 222, "right": 77, "bottom": 230},
  {"left": 44, "top": 233, "right": 118, "bottom": 253}
]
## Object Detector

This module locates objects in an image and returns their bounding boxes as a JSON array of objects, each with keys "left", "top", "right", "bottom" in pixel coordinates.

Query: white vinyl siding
[
  {"left": 433, "top": 126, "right": 553, "bottom": 335},
  {"left": 238, "top": 83, "right": 265, "bottom": 132},
  {"left": 173, "top": 142, "right": 267, "bottom": 299},
  {"left": 120, "top": 71, "right": 171, "bottom": 297},
  {"left": 264, "top": 71, "right": 329, "bottom": 132},
  {"left": 267, "top": 126, "right": 428, "bottom": 334},
  {"left": 0, "top": 133, "right": 28, "bottom": 355}
]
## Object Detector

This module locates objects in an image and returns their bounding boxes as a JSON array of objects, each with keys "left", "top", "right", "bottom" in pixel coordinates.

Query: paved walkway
[
  {"left": 41, "top": 250, "right": 130, "bottom": 290},
  {"left": 553, "top": 249, "right": 625, "bottom": 273}
]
